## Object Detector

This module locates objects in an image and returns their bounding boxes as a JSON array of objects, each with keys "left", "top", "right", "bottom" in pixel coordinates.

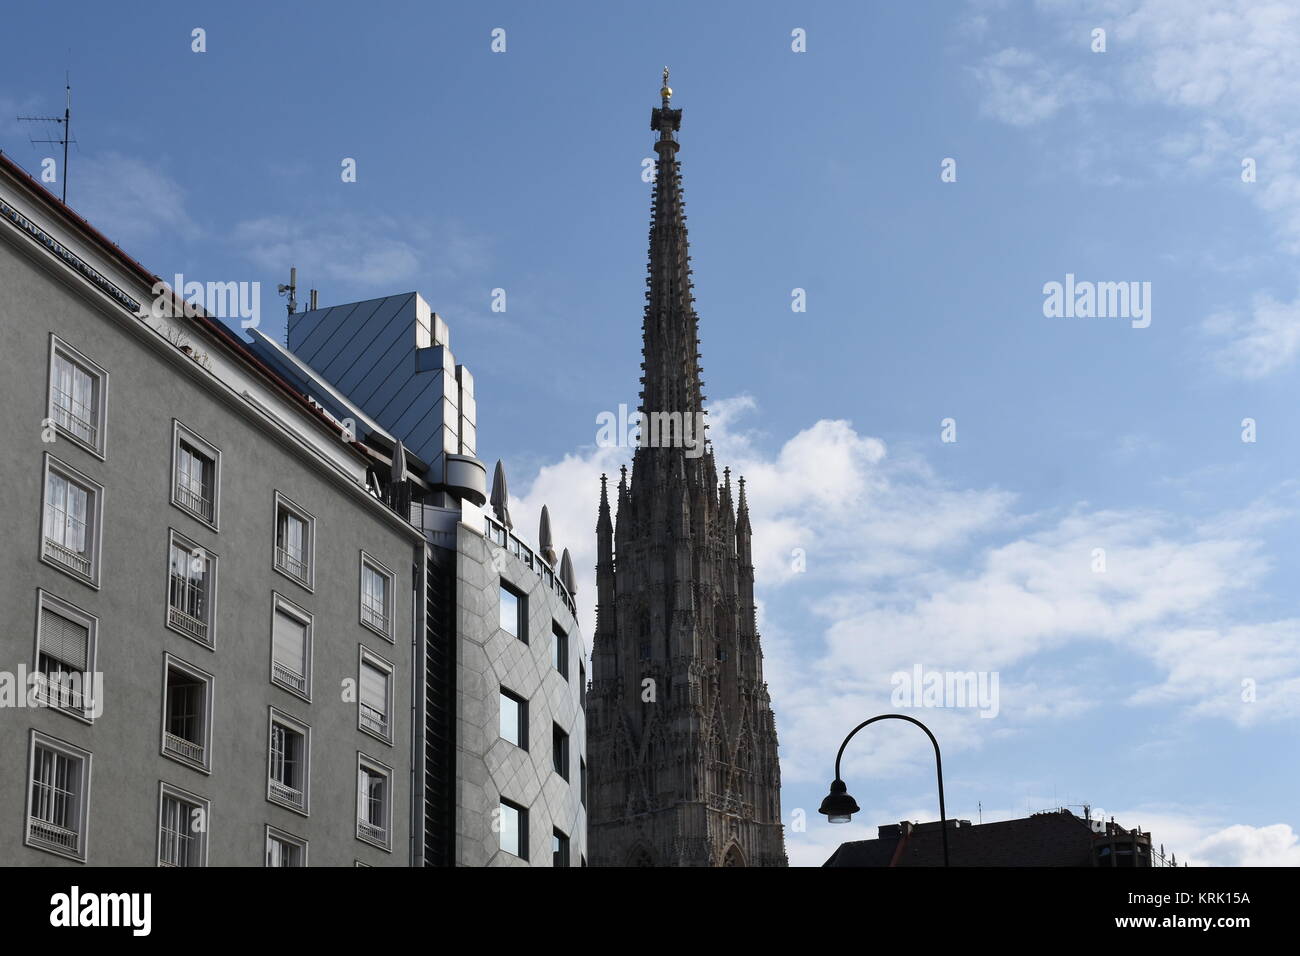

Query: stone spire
[{"left": 586, "top": 76, "right": 787, "bottom": 868}]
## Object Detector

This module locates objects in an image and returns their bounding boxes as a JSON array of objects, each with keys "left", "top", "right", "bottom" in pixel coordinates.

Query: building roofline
[{"left": 0, "top": 149, "right": 379, "bottom": 468}]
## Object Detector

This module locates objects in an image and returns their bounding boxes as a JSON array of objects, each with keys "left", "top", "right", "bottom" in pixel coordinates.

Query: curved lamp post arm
[{"left": 832, "top": 713, "right": 949, "bottom": 867}]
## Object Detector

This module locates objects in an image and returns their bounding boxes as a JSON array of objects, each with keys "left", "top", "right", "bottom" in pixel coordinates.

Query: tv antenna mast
[{"left": 18, "top": 75, "right": 75, "bottom": 204}]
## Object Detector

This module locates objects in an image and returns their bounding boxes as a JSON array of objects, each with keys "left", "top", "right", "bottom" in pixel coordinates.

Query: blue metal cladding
[{"left": 287, "top": 293, "right": 458, "bottom": 464}]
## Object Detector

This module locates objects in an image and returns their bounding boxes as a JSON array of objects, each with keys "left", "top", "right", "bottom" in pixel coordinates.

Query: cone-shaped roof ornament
[
  {"left": 490, "top": 459, "right": 512, "bottom": 530},
  {"left": 559, "top": 547, "right": 576, "bottom": 596},
  {"left": 391, "top": 438, "right": 408, "bottom": 484},
  {"left": 539, "top": 505, "right": 557, "bottom": 566}
]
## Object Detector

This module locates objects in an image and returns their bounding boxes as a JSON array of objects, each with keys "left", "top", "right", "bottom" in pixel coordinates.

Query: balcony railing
[
  {"left": 275, "top": 547, "right": 309, "bottom": 583},
  {"left": 28, "top": 818, "right": 79, "bottom": 852},
  {"left": 361, "top": 599, "right": 388, "bottom": 633},
  {"left": 164, "top": 732, "right": 205, "bottom": 764},
  {"left": 272, "top": 661, "right": 306, "bottom": 694},
  {"left": 357, "top": 819, "right": 387, "bottom": 843},
  {"left": 360, "top": 704, "right": 388, "bottom": 738},
  {"left": 482, "top": 514, "right": 576, "bottom": 617},
  {"left": 168, "top": 605, "right": 210, "bottom": 644},
  {"left": 51, "top": 395, "right": 97, "bottom": 446},
  {"left": 269, "top": 780, "right": 305, "bottom": 809},
  {"left": 175, "top": 484, "right": 214, "bottom": 522},
  {"left": 43, "top": 537, "right": 92, "bottom": 576},
  {"left": 35, "top": 678, "right": 84, "bottom": 712}
]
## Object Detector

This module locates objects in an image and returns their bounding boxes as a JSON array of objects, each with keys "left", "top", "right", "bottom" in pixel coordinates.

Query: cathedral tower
[{"left": 585, "top": 73, "right": 787, "bottom": 867}]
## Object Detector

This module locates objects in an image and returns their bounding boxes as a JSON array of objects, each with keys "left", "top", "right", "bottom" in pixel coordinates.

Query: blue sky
[{"left": 5, "top": 0, "right": 1300, "bottom": 866}]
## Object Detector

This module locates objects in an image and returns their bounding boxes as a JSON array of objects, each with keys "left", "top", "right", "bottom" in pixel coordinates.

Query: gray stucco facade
[
  {"left": 455, "top": 518, "right": 587, "bottom": 866},
  {"left": 0, "top": 157, "right": 421, "bottom": 866}
]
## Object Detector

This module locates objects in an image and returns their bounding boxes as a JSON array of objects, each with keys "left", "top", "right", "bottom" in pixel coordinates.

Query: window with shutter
[
  {"left": 359, "top": 658, "right": 390, "bottom": 739},
  {"left": 271, "top": 605, "right": 309, "bottom": 695}
]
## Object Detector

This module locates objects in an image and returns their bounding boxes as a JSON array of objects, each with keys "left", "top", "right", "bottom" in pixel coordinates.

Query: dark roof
[{"left": 825, "top": 811, "right": 1104, "bottom": 867}]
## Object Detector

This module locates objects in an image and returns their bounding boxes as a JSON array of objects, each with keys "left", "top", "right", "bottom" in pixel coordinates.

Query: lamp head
[{"left": 819, "top": 778, "right": 860, "bottom": 824}]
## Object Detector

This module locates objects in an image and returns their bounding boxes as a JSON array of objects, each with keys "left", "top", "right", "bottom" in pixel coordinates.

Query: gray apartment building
[{"left": 0, "top": 150, "right": 586, "bottom": 866}]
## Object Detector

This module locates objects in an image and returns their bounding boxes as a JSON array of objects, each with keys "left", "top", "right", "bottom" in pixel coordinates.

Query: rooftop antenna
[
  {"left": 978, "top": 801, "right": 982, "bottom": 825},
  {"left": 277, "top": 266, "right": 297, "bottom": 346},
  {"left": 18, "top": 74, "right": 75, "bottom": 204}
]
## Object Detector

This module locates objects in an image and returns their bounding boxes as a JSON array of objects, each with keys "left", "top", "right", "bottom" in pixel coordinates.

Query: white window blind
[
  {"left": 272, "top": 610, "right": 306, "bottom": 677},
  {"left": 360, "top": 662, "right": 388, "bottom": 716},
  {"left": 40, "top": 610, "right": 88, "bottom": 671}
]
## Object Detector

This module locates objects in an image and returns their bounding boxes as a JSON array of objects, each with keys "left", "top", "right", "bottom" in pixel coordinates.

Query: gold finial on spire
[{"left": 660, "top": 66, "right": 672, "bottom": 103}]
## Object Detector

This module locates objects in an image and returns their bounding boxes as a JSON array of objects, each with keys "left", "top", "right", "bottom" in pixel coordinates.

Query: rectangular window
[
  {"left": 25, "top": 731, "right": 91, "bottom": 861},
  {"left": 167, "top": 530, "right": 216, "bottom": 646},
  {"left": 356, "top": 755, "right": 392, "bottom": 850},
  {"left": 265, "top": 826, "right": 307, "bottom": 867},
  {"left": 158, "top": 783, "right": 209, "bottom": 867},
  {"left": 270, "top": 595, "right": 312, "bottom": 699},
  {"left": 553, "top": 724, "right": 569, "bottom": 780},
  {"left": 267, "top": 710, "right": 310, "bottom": 814},
  {"left": 41, "top": 455, "right": 102, "bottom": 585},
  {"left": 161, "top": 656, "right": 213, "bottom": 771},
  {"left": 360, "top": 554, "right": 393, "bottom": 638},
  {"left": 500, "top": 582, "right": 525, "bottom": 641},
  {"left": 579, "top": 661, "right": 587, "bottom": 710},
  {"left": 500, "top": 688, "right": 527, "bottom": 749},
  {"left": 359, "top": 648, "right": 393, "bottom": 743},
  {"left": 553, "top": 829, "right": 570, "bottom": 868},
  {"left": 500, "top": 799, "right": 527, "bottom": 860},
  {"left": 581, "top": 757, "right": 587, "bottom": 808},
  {"left": 47, "top": 336, "right": 107, "bottom": 456},
  {"left": 33, "top": 592, "right": 97, "bottom": 719},
  {"left": 552, "top": 622, "right": 568, "bottom": 680},
  {"left": 273, "top": 494, "right": 314, "bottom": 588},
  {"left": 171, "top": 421, "right": 220, "bottom": 527}
]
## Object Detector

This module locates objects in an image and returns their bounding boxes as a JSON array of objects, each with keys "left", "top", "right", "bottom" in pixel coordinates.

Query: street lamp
[{"left": 819, "top": 713, "right": 950, "bottom": 867}]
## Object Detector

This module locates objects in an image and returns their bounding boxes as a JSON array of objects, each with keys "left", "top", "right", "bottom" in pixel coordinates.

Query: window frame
[
  {"left": 272, "top": 491, "right": 315, "bottom": 591},
  {"left": 159, "top": 654, "right": 214, "bottom": 773},
  {"left": 499, "top": 580, "right": 527, "bottom": 643},
  {"left": 170, "top": 420, "right": 222, "bottom": 530},
  {"left": 46, "top": 334, "right": 108, "bottom": 459},
  {"left": 165, "top": 528, "right": 218, "bottom": 649},
  {"left": 499, "top": 798, "right": 528, "bottom": 861},
  {"left": 32, "top": 590, "right": 99, "bottom": 723},
  {"left": 355, "top": 753, "right": 393, "bottom": 852},
  {"left": 553, "top": 828, "right": 571, "bottom": 868},
  {"left": 156, "top": 781, "right": 210, "bottom": 867},
  {"left": 266, "top": 707, "right": 311, "bottom": 816},
  {"left": 552, "top": 620, "right": 569, "bottom": 680},
  {"left": 39, "top": 453, "right": 104, "bottom": 588},
  {"left": 552, "top": 722, "right": 570, "bottom": 781},
  {"left": 269, "top": 592, "right": 313, "bottom": 701},
  {"left": 499, "top": 686, "right": 528, "bottom": 751},
  {"left": 265, "top": 825, "right": 308, "bottom": 867},
  {"left": 25, "top": 730, "right": 92, "bottom": 862},
  {"left": 359, "top": 552, "right": 395, "bottom": 641},
  {"left": 358, "top": 645, "right": 395, "bottom": 745}
]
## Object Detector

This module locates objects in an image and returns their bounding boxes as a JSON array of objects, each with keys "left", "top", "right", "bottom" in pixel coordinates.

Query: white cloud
[
  {"left": 969, "top": 47, "right": 1104, "bottom": 126},
  {"left": 970, "top": 1, "right": 1300, "bottom": 376},
  {"left": 71, "top": 153, "right": 200, "bottom": 244},
  {"left": 510, "top": 397, "right": 1300, "bottom": 796},
  {"left": 1203, "top": 293, "right": 1300, "bottom": 379},
  {"left": 1195, "top": 822, "right": 1300, "bottom": 866},
  {"left": 231, "top": 212, "right": 490, "bottom": 289}
]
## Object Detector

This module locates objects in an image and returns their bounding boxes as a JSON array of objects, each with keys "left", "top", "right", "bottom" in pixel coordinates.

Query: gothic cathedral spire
[{"left": 586, "top": 74, "right": 788, "bottom": 867}]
